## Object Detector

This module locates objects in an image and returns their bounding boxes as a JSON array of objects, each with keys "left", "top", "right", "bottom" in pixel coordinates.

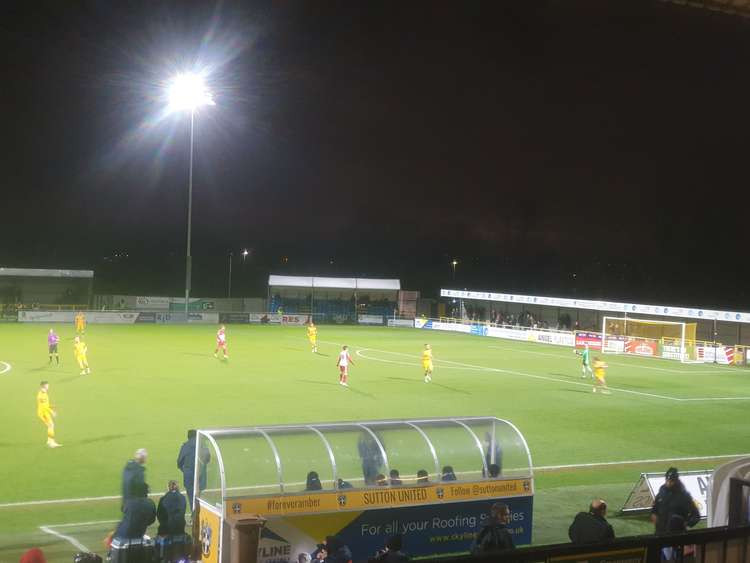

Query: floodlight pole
[{"left": 185, "top": 109, "right": 195, "bottom": 321}]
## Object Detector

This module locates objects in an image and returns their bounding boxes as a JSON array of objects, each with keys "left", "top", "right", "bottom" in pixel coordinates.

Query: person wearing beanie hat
[{"left": 651, "top": 467, "right": 700, "bottom": 534}]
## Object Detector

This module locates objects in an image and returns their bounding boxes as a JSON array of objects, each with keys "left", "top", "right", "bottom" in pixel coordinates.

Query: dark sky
[{"left": 1, "top": 1, "right": 748, "bottom": 306}]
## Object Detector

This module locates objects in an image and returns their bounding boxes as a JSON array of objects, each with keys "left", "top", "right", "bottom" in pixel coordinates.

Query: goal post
[{"left": 602, "top": 316, "right": 698, "bottom": 363}]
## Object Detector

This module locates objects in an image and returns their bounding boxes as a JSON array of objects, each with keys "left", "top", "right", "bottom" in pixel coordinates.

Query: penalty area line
[{"left": 535, "top": 452, "right": 750, "bottom": 471}]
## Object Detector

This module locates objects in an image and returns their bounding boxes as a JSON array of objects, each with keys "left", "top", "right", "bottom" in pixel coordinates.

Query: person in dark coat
[
  {"left": 325, "top": 536, "right": 352, "bottom": 563},
  {"left": 651, "top": 468, "right": 700, "bottom": 535},
  {"left": 121, "top": 448, "right": 148, "bottom": 511},
  {"left": 441, "top": 466, "right": 457, "bottom": 482},
  {"left": 177, "top": 430, "right": 197, "bottom": 507},
  {"left": 472, "top": 502, "right": 515, "bottom": 554},
  {"left": 157, "top": 481, "right": 187, "bottom": 536},
  {"left": 115, "top": 482, "right": 156, "bottom": 540},
  {"left": 177, "top": 430, "right": 211, "bottom": 508},
  {"left": 306, "top": 471, "right": 323, "bottom": 491},
  {"left": 483, "top": 432, "right": 502, "bottom": 476},
  {"left": 568, "top": 499, "right": 615, "bottom": 544},
  {"left": 372, "top": 535, "right": 409, "bottom": 563}
]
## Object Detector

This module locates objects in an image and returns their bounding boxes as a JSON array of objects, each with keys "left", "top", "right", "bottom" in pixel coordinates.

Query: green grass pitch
[{"left": 1, "top": 322, "right": 749, "bottom": 562}]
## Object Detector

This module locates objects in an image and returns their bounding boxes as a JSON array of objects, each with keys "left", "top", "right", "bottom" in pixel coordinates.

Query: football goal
[{"left": 602, "top": 316, "right": 699, "bottom": 363}]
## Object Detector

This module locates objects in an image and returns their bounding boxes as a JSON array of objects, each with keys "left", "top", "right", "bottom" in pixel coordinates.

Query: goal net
[{"left": 602, "top": 316, "right": 699, "bottom": 363}]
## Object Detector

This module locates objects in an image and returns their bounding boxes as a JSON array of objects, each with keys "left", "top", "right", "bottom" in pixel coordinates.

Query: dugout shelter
[
  {"left": 194, "top": 417, "right": 534, "bottom": 563},
  {"left": 0, "top": 267, "right": 93, "bottom": 312},
  {"left": 267, "top": 275, "right": 400, "bottom": 324}
]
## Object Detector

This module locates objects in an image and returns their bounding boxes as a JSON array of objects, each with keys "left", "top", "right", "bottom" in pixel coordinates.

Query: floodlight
[{"left": 167, "top": 72, "right": 215, "bottom": 112}]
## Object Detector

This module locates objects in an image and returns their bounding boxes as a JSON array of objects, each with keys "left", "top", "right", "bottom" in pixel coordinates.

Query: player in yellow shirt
[
  {"left": 74, "top": 336, "right": 91, "bottom": 375},
  {"left": 422, "top": 344, "right": 433, "bottom": 383},
  {"left": 37, "top": 381, "right": 61, "bottom": 448},
  {"left": 592, "top": 357, "right": 610, "bottom": 394},
  {"left": 307, "top": 321, "right": 318, "bottom": 353},
  {"left": 74, "top": 311, "right": 86, "bottom": 334}
]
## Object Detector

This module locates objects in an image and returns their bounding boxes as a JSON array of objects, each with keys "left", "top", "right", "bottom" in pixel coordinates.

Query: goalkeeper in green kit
[{"left": 576, "top": 342, "right": 593, "bottom": 379}]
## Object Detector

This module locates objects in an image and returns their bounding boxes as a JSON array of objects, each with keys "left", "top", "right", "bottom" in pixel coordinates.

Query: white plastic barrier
[
  {"left": 18, "top": 310, "right": 219, "bottom": 324},
  {"left": 358, "top": 314, "right": 384, "bottom": 325},
  {"left": 415, "top": 318, "right": 575, "bottom": 347},
  {"left": 387, "top": 319, "right": 414, "bottom": 327}
]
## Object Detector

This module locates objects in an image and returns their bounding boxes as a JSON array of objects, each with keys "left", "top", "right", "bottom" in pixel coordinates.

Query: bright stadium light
[
  {"left": 165, "top": 70, "right": 215, "bottom": 320},
  {"left": 167, "top": 72, "right": 215, "bottom": 112}
]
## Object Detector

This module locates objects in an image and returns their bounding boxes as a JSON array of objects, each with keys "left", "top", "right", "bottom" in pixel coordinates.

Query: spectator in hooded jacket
[
  {"left": 568, "top": 499, "right": 615, "bottom": 544},
  {"left": 651, "top": 467, "right": 700, "bottom": 535},
  {"left": 115, "top": 482, "right": 156, "bottom": 540},
  {"left": 472, "top": 503, "right": 514, "bottom": 554},
  {"left": 157, "top": 480, "right": 187, "bottom": 536}
]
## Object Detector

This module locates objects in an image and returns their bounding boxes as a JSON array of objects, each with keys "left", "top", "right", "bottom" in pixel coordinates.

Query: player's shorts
[
  {"left": 49, "top": 344, "right": 58, "bottom": 354},
  {"left": 217, "top": 341, "right": 227, "bottom": 349},
  {"left": 423, "top": 361, "right": 433, "bottom": 371},
  {"left": 339, "top": 365, "right": 348, "bottom": 376},
  {"left": 76, "top": 354, "right": 87, "bottom": 364},
  {"left": 594, "top": 372, "right": 605, "bottom": 382},
  {"left": 309, "top": 337, "right": 317, "bottom": 344}
]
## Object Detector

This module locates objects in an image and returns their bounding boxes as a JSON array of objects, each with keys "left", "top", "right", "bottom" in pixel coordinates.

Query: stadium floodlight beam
[{"left": 166, "top": 72, "right": 215, "bottom": 320}]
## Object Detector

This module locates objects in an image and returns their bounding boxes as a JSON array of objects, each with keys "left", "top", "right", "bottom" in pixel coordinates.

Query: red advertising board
[
  {"left": 625, "top": 338, "right": 657, "bottom": 357},
  {"left": 575, "top": 331, "right": 602, "bottom": 350}
]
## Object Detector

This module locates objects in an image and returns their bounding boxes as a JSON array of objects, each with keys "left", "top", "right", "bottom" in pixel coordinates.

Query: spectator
[
  {"left": 306, "top": 471, "right": 323, "bottom": 491},
  {"left": 19, "top": 548, "right": 46, "bottom": 563},
  {"left": 298, "top": 554, "right": 312, "bottom": 563},
  {"left": 441, "top": 466, "right": 457, "bottom": 481},
  {"left": 358, "top": 433, "right": 384, "bottom": 485},
  {"left": 325, "top": 536, "right": 352, "bottom": 563},
  {"left": 568, "top": 499, "right": 615, "bottom": 544},
  {"left": 483, "top": 432, "right": 502, "bottom": 476},
  {"left": 372, "top": 534, "right": 409, "bottom": 563},
  {"left": 375, "top": 474, "right": 388, "bottom": 486},
  {"left": 122, "top": 448, "right": 148, "bottom": 510},
  {"left": 651, "top": 468, "right": 700, "bottom": 535},
  {"left": 177, "top": 430, "right": 197, "bottom": 507},
  {"left": 389, "top": 469, "right": 402, "bottom": 486},
  {"left": 311, "top": 541, "right": 327, "bottom": 563},
  {"left": 114, "top": 482, "right": 157, "bottom": 540},
  {"left": 337, "top": 478, "right": 353, "bottom": 489},
  {"left": 157, "top": 481, "right": 187, "bottom": 536},
  {"left": 416, "top": 470, "right": 429, "bottom": 484},
  {"left": 487, "top": 464, "right": 501, "bottom": 478},
  {"left": 472, "top": 502, "right": 514, "bottom": 554}
]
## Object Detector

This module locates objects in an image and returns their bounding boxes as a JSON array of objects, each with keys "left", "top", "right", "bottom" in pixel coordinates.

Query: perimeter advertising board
[
  {"left": 575, "top": 332, "right": 602, "bottom": 350},
  {"left": 226, "top": 479, "right": 533, "bottom": 563},
  {"left": 622, "top": 471, "right": 710, "bottom": 517}
]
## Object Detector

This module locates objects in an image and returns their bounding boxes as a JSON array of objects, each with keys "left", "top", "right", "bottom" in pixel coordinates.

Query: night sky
[{"left": 1, "top": 1, "right": 748, "bottom": 306}]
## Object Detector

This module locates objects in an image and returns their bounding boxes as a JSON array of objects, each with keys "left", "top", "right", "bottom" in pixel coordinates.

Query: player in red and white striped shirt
[
  {"left": 336, "top": 345, "right": 354, "bottom": 387},
  {"left": 214, "top": 325, "right": 228, "bottom": 359}
]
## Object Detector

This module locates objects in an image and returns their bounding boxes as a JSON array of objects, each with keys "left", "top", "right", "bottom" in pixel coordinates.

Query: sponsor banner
[
  {"left": 662, "top": 344, "right": 684, "bottom": 361},
  {"left": 219, "top": 312, "right": 250, "bottom": 324},
  {"left": 197, "top": 503, "right": 222, "bottom": 563},
  {"left": 625, "top": 338, "right": 658, "bottom": 357},
  {"left": 697, "top": 345, "right": 734, "bottom": 365},
  {"left": 135, "top": 296, "right": 169, "bottom": 310},
  {"left": 531, "top": 331, "right": 575, "bottom": 347},
  {"left": 441, "top": 288, "right": 750, "bottom": 324},
  {"left": 135, "top": 312, "right": 156, "bottom": 323},
  {"left": 228, "top": 479, "right": 532, "bottom": 518},
  {"left": 281, "top": 314, "right": 308, "bottom": 326},
  {"left": 358, "top": 314, "right": 384, "bottom": 326},
  {"left": 18, "top": 311, "right": 141, "bottom": 324},
  {"left": 387, "top": 319, "right": 414, "bottom": 328},
  {"left": 414, "top": 318, "right": 430, "bottom": 329},
  {"left": 622, "top": 471, "right": 710, "bottom": 518},
  {"left": 253, "top": 495, "right": 533, "bottom": 563},
  {"left": 470, "top": 323, "right": 487, "bottom": 336},
  {"left": 169, "top": 298, "right": 215, "bottom": 311},
  {"left": 550, "top": 547, "right": 646, "bottom": 563},
  {"left": 575, "top": 331, "right": 602, "bottom": 350},
  {"left": 432, "top": 321, "right": 471, "bottom": 333}
]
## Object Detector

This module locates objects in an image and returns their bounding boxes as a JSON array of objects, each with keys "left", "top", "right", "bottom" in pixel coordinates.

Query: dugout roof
[
  {"left": 269, "top": 275, "right": 399, "bottom": 291},
  {"left": 196, "top": 416, "right": 531, "bottom": 508}
]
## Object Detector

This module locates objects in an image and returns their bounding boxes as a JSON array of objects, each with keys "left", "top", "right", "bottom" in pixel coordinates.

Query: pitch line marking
[
  {"left": 357, "top": 348, "right": 678, "bottom": 401},
  {"left": 357, "top": 347, "right": 750, "bottom": 402},
  {"left": 487, "top": 345, "right": 734, "bottom": 374},
  {"left": 42, "top": 519, "right": 119, "bottom": 528},
  {"left": 14, "top": 453, "right": 750, "bottom": 511},
  {"left": 39, "top": 525, "right": 90, "bottom": 552},
  {"left": 0, "top": 361, "right": 11, "bottom": 375}
]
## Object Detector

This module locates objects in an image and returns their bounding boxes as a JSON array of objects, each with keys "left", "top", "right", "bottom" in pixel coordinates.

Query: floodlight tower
[{"left": 166, "top": 72, "right": 215, "bottom": 320}]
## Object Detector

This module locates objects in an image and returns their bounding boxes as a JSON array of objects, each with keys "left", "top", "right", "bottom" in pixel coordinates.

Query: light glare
[{"left": 167, "top": 72, "right": 215, "bottom": 112}]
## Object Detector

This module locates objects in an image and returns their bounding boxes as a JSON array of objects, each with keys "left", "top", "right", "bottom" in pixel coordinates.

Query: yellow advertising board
[
  {"left": 226, "top": 479, "right": 532, "bottom": 517},
  {"left": 198, "top": 504, "right": 223, "bottom": 563},
  {"left": 549, "top": 546, "right": 646, "bottom": 563}
]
